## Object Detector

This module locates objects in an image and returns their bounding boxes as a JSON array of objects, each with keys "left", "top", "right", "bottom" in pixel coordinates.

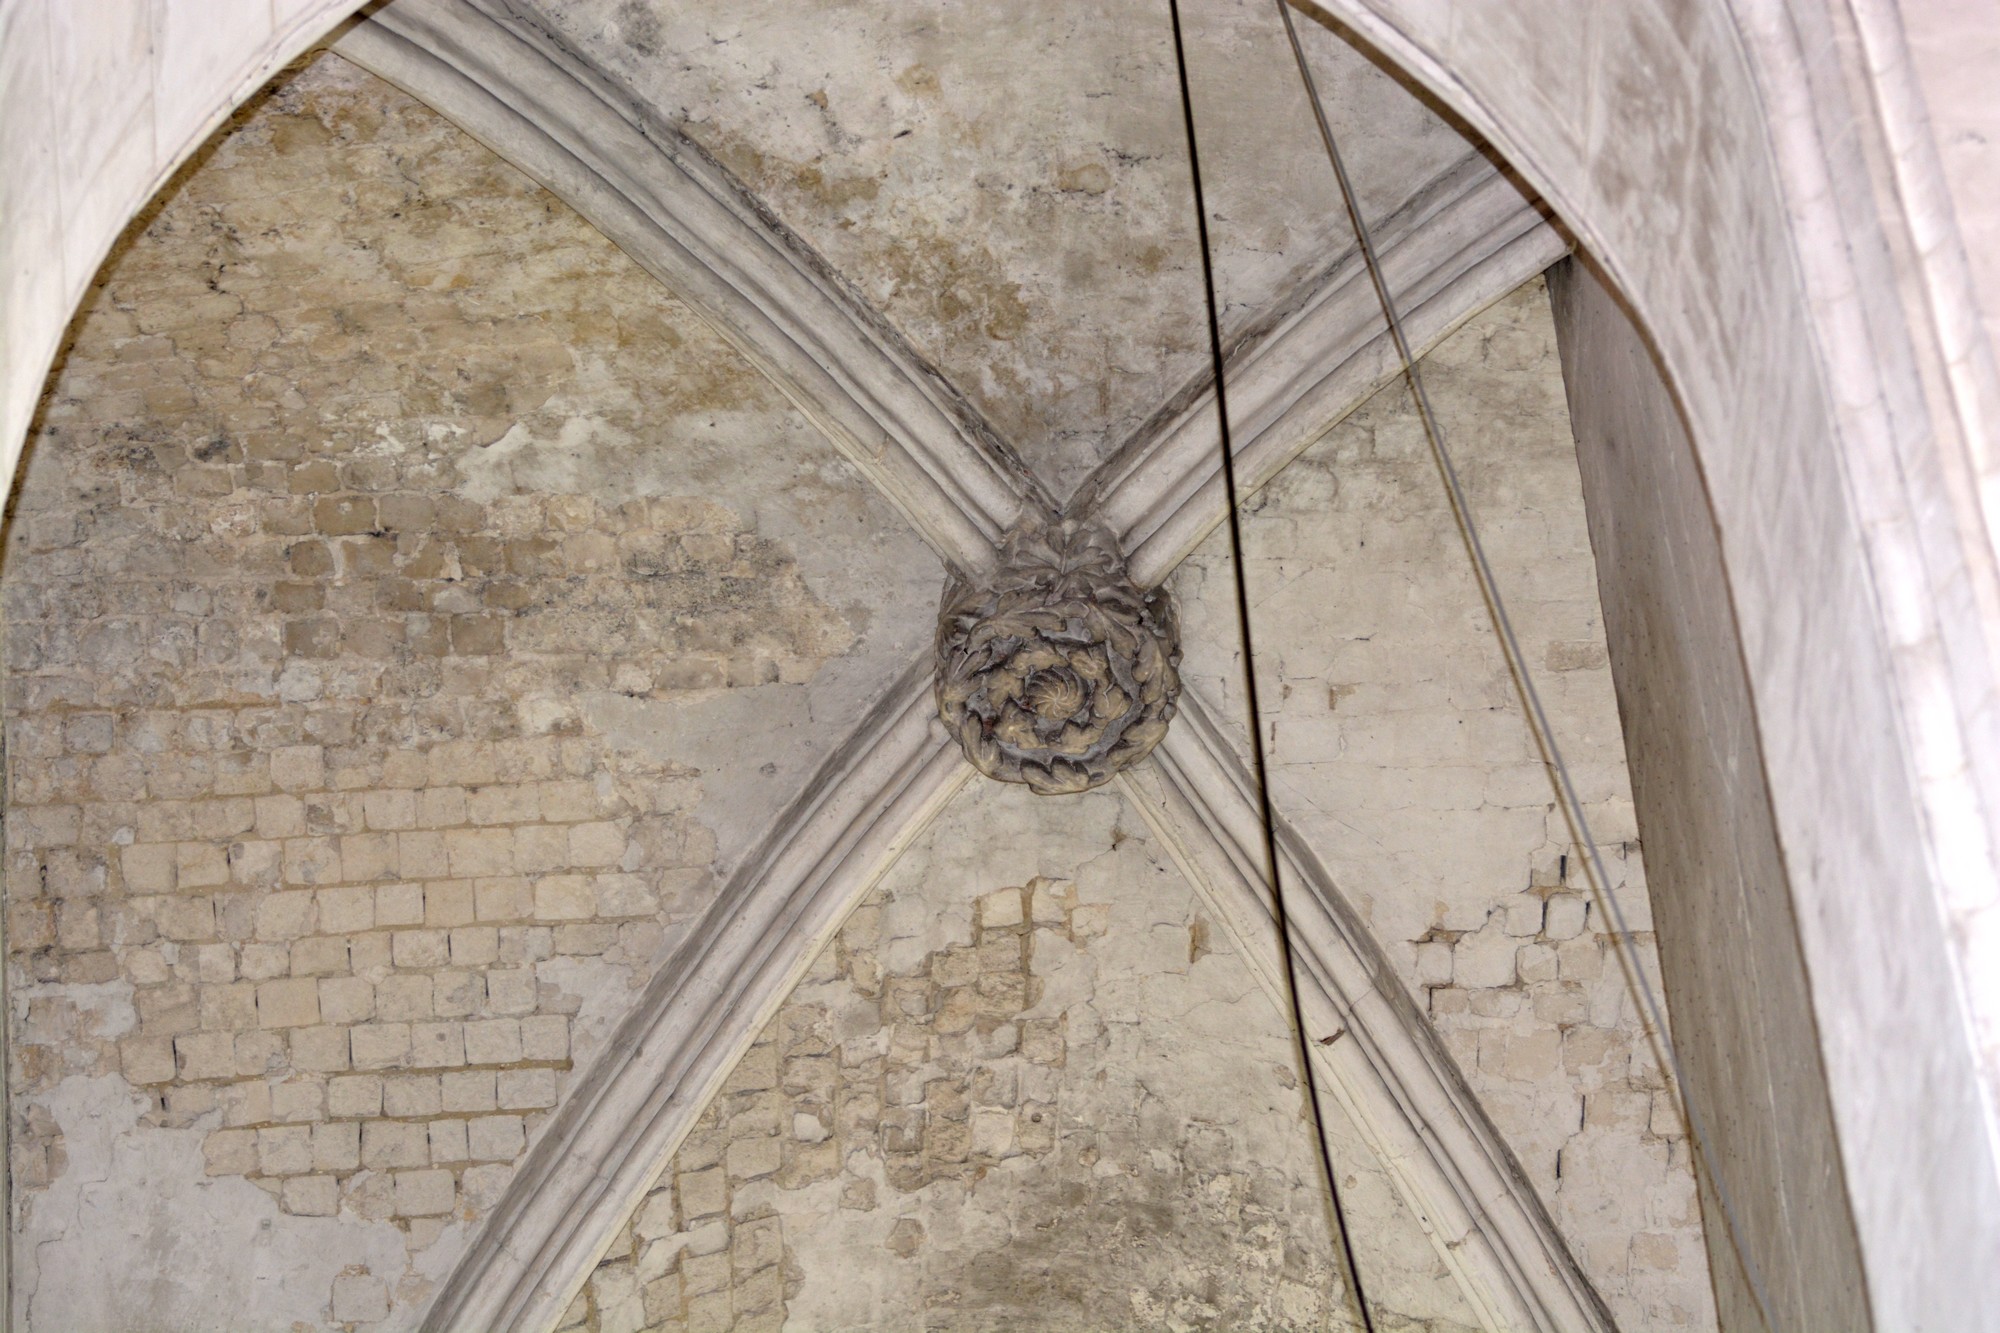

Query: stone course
[
  {"left": 1173, "top": 279, "right": 1715, "bottom": 1329},
  {"left": 4, "top": 51, "right": 904, "bottom": 1330},
  {"left": 566, "top": 781, "right": 1483, "bottom": 1333}
]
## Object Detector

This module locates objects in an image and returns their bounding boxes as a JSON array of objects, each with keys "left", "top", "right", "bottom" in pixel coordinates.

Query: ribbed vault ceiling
[
  {"left": 518, "top": 0, "right": 1480, "bottom": 500},
  {"left": 0, "top": 0, "right": 1651, "bottom": 1327},
  {"left": 315, "top": 0, "right": 1609, "bottom": 1327}
]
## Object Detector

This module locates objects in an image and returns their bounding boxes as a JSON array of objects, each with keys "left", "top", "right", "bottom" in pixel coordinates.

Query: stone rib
[
  {"left": 417, "top": 661, "right": 973, "bottom": 1333},
  {"left": 336, "top": 0, "right": 1043, "bottom": 579},
  {"left": 1121, "top": 692, "right": 1616, "bottom": 1333}
]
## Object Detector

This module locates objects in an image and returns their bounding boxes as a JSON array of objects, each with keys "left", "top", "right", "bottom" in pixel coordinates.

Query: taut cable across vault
[
  {"left": 1269, "top": 0, "right": 1780, "bottom": 1325},
  {"left": 1167, "top": 2, "right": 1380, "bottom": 1329},
  {"left": 1174, "top": 0, "right": 1786, "bottom": 1324}
]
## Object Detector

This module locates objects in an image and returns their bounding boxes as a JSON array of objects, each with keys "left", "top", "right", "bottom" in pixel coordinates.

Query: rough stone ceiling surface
[
  {"left": 570, "top": 776, "right": 1486, "bottom": 1332},
  {"left": 0, "top": 4, "right": 1698, "bottom": 1329},
  {"left": 4, "top": 53, "right": 937, "bottom": 1330},
  {"left": 517, "top": 0, "right": 1479, "bottom": 500}
]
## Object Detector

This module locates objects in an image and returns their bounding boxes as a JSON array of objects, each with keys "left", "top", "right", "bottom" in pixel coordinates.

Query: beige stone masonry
[
  {"left": 567, "top": 780, "right": 1485, "bottom": 1333},
  {"left": 564, "top": 874, "right": 1075, "bottom": 1333},
  {"left": 3, "top": 51, "right": 890, "bottom": 1329}
]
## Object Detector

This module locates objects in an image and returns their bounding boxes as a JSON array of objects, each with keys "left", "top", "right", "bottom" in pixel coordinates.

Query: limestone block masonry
[
  {"left": 564, "top": 875, "right": 1080, "bottom": 1333},
  {"left": 566, "top": 778, "right": 1485, "bottom": 1333},
  {"left": 3, "top": 52, "right": 931, "bottom": 1331}
]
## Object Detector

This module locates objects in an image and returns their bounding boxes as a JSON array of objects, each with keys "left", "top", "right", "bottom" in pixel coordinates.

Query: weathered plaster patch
[
  {"left": 448, "top": 355, "right": 938, "bottom": 867},
  {"left": 16, "top": 1074, "right": 414, "bottom": 1330},
  {"left": 527, "top": 0, "right": 1478, "bottom": 498},
  {"left": 568, "top": 778, "right": 1484, "bottom": 1332}
]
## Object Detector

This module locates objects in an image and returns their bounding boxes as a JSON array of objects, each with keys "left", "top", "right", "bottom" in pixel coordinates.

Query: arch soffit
[
  {"left": 0, "top": 0, "right": 373, "bottom": 492},
  {"left": 1287, "top": 1, "right": 2000, "bottom": 1327}
]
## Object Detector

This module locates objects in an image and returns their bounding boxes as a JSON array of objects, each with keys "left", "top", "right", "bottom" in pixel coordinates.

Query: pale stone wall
[
  {"left": 3, "top": 53, "right": 934, "bottom": 1330},
  {"left": 1170, "top": 277, "right": 1716, "bottom": 1330},
  {"left": 0, "top": 0, "right": 369, "bottom": 488},
  {"left": 1548, "top": 259, "right": 1868, "bottom": 1331},
  {"left": 568, "top": 777, "right": 1485, "bottom": 1333},
  {"left": 1312, "top": 7, "right": 2000, "bottom": 1325}
]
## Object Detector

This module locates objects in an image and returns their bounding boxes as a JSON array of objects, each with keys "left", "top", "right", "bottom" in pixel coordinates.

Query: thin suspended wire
[
  {"left": 1168, "top": 5, "right": 1379, "bottom": 1330},
  {"left": 1272, "top": 2, "right": 1780, "bottom": 1326}
]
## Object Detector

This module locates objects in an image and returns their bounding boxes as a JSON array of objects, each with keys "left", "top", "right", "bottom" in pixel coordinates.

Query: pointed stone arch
[{"left": 2, "top": 2, "right": 1996, "bottom": 1331}]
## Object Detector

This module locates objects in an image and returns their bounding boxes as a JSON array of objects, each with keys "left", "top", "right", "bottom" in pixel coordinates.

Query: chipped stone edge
[
  {"left": 414, "top": 661, "right": 973, "bottom": 1332},
  {"left": 334, "top": 0, "right": 1036, "bottom": 578},
  {"left": 1120, "top": 692, "right": 1618, "bottom": 1333}
]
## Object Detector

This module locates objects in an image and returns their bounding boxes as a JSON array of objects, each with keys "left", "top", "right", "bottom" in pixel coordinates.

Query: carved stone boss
[{"left": 935, "top": 515, "right": 1181, "bottom": 794}]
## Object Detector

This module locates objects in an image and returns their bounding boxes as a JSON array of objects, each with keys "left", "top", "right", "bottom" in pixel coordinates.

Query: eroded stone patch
[
  {"left": 567, "top": 781, "right": 1483, "bottom": 1333},
  {"left": 6, "top": 51, "right": 922, "bottom": 1330},
  {"left": 565, "top": 875, "right": 1072, "bottom": 1333}
]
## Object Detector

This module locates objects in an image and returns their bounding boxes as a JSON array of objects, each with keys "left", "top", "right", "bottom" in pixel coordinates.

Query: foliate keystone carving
[{"left": 935, "top": 515, "right": 1181, "bottom": 795}]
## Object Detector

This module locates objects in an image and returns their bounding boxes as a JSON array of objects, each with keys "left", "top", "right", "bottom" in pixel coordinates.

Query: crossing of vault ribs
[
  {"left": 935, "top": 514, "right": 1182, "bottom": 794},
  {"left": 2, "top": 1, "right": 1734, "bottom": 1328}
]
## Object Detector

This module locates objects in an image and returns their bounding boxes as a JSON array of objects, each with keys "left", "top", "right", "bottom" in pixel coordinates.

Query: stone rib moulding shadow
[{"left": 330, "top": 2, "right": 1606, "bottom": 1328}]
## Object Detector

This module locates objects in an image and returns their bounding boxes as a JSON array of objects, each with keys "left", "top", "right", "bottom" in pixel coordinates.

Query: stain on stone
[
  {"left": 5, "top": 50, "right": 897, "bottom": 1331},
  {"left": 790, "top": 162, "right": 882, "bottom": 210},
  {"left": 616, "top": 0, "right": 665, "bottom": 57},
  {"left": 1055, "top": 162, "right": 1112, "bottom": 196},
  {"left": 894, "top": 64, "right": 942, "bottom": 99},
  {"left": 885, "top": 1217, "right": 926, "bottom": 1258}
]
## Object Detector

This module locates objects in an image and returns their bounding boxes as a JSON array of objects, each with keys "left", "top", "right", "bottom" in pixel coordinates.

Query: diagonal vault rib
[
  {"left": 335, "top": 0, "right": 1047, "bottom": 578},
  {"left": 1070, "top": 155, "right": 1565, "bottom": 586},
  {"left": 334, "top": 5, "right": 1601, "bottom": 1327},
  {"left": 1122, "top": 692, "right": 1615, "bottom": 1333},
  {"left": 420, "top": 661, "right": 972, "bottom": 1332}
]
